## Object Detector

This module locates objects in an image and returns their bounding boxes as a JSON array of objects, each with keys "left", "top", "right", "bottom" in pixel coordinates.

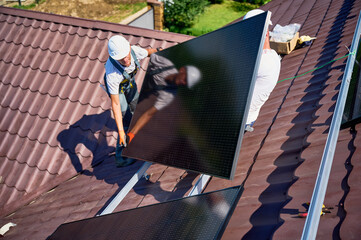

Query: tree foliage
[
  {"left": 236, "top": 0, "right": 271, "bottom": 5},
  {"left": 209, "top": 0, "right": 224, "bottom": 3},
  {"left": 163, "top": 0, "right": 209, "bottom": 31}
]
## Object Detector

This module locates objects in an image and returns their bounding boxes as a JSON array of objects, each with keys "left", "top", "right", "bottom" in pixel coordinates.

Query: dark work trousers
[{"left": 115, "top": 84, "right": 139, "bottom": 164}]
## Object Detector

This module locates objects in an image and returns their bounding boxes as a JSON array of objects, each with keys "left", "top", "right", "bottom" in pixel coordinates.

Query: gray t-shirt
[{"left": 145, "top": 54, "right": 178, "bottom": 110}]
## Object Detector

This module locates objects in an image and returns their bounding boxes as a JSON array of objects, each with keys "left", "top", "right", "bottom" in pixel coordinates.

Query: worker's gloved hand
[
  {"left": 119, "top": 130, "right": 127, "bottom": 147},
  {"left": 126, "top": 132, "right": 135, "bottom": 145}
]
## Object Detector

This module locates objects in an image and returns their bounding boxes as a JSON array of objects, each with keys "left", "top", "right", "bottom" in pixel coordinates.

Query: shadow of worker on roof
[
  {"left": 57, "top": 110, "right": 117, "bottom": 174},
  {"left": 56, "top": 109, "right": 196, "bottom": 210}
]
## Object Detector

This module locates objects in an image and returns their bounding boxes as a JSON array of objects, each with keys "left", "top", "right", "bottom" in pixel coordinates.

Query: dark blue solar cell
[
  {"left": 123, "top": 12, "right": 270, "bottom": 179},
  {"left": 48, "top": 186, "right": 243, "bottom": 240}
]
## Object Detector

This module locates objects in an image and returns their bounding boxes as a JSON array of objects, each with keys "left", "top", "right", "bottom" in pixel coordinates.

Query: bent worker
[
  {"left": 126, "top": 54, "right": 202, "bottom": 144},
  {"left": 243, "top": 9, "right": 281, "bottom": 132},
  {"left": 104, "top": 35, "right": 158, "bottom": 167}
]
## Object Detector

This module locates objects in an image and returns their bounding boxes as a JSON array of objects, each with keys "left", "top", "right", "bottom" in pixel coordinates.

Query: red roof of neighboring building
[{"left": 1, "top": 0, "right": 361, "bottom": 238}]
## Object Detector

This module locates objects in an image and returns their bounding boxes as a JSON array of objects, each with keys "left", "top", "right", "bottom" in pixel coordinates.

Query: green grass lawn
[
  {"left": 11, "top": 1, "right": 147, "bottom": 23},
  {"left": 181, "top": 0, "right": 259, "bottom": 36},
  {"left": 13, "top": 0, "right": 46, "bottom": 10}
]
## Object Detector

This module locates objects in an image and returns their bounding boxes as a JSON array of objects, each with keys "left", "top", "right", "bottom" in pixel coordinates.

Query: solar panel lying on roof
[
  {"left": 49, "top": 186, "right": 243, "bottom": 240},
  {"left": 123, "top": 12, "right": 270, "bottom": 179}
]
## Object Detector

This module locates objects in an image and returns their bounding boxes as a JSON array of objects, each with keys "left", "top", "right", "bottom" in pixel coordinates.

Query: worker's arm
[
  {"left": 130, "top": 106, "right": 158, "bottom": 135},
  {"left": 146, "top": 47, "right": 162, "bottom": 56},
  {"left": 110, "top": 94, "right": 126, "bottom": 145}
]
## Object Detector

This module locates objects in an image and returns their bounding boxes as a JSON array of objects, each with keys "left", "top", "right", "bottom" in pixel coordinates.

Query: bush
[
  {"left": 163, "top": 0, "right": 209, "bottom": 30},
  {"left": 105, "top": 0, "right": 144, "bottom": 3},
  {"left": 231, "top": 1, "right": 258, "bottom": 12},
  {"left": 209, "top": 0, "right": 224, "bottom": 3},
  {"left": 236, "top": 0, "right": 271, "bottom": 5}
]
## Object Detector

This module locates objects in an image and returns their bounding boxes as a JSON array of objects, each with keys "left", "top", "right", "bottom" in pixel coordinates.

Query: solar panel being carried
[
  {"left": 48, "top": 186, "right": 243, "bottom": 240},
  {"left": 123, "top": 12, "right": 271, "bottom": 179}
]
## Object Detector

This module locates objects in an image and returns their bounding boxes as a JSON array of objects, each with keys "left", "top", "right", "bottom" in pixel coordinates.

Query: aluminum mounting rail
[
  {"left": 99, "top": 164, "right": 212, "bottom": 215},
  {"left": 301, "top": 10, "right": 361, "bottom": 240},
  {"left": 98, "top": 161, "right": 152, "bottom": 216}
]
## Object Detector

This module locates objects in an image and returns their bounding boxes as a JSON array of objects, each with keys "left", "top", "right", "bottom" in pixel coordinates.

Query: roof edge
[
  {"left": 0, "top": 6, "right": 194, "bottom": 42},
  {"left": 0, "top": 170, "right": 76, "bottom": 218}
]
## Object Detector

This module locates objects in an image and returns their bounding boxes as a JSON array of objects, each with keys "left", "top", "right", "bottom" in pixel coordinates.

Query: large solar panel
[
  {"left": 49, "top": 186, "right": 243, "bottom": 240},
  {"left": 342, "top": 38, "right": 361, "bottom": 128},
  {"left": 123, "top": 12, "right": 270, "bottom": 179}
]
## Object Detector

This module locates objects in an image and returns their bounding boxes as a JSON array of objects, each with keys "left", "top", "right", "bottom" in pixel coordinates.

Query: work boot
[
  {"left": 115, "top": 142, "right": 135, "bottom": 167},
  {"left": 115, "top": 156, "right": 135, "bottom": 167}
]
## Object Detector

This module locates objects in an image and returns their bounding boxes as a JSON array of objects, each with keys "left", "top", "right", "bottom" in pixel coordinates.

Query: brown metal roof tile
[
  {"left": 1, "top": 0, "right": 361, "bottom": 238},
  {"left": 3, "top": 161, "right": 40, "bottom": 192},
  {"left": 0, "top": 131, "right": 23, "bottom": 156},
  {"left": 341, "top": 157, "right": 361, "bottom": 238},
  {"left": 1, "top": 2, "right": 193, "bottom": 224},
  {"left": 0, "top": 185, "right": 24, "bottom": 211},
  {"left": 275, "top": 127, "right": 359, "bottom": 239},
  {"left": 209, "top": 1, "right": 361, "bottom": 239},
  {"left": 267, "top": 0, "right": 293, "bottom": 24}
]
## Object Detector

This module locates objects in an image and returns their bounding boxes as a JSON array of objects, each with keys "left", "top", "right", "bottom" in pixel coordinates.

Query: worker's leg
[
  {"left": 246, "top": 89, "right": 269, "bottom": 132},
  {"left": 119, "top": 92, "right": 128, "bottom": 117},
  {"left": 115, "top": 85, "right": 139, "bottom": 167},
  {"left": 115, "top": 92, "right": 134, "bottom": 167},
  {"left": 128, "top": 89, "right": 139, "bottom": 114},
  {"left": 125, "top": 83, "right": 139, "bottom": 115}
]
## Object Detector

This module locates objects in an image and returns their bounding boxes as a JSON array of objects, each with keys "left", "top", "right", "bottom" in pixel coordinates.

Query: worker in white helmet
[
  {"left": 125, "top": 54, "right": 202, "bottom": 144},
  {"left": 243, "top": 9, "right": 281, "bottom": 132},
  {"left": 105, "top": 35, "right": 159, "bottom": 167}
]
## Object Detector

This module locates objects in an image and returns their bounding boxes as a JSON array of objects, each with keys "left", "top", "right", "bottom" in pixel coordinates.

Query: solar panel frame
[
  {"left": 123, "top": 12, "right": 271, "bottom": 179},
  {"left": 48, "top": 186, "right": 244, "bottom": 240},
  {"left": 341, "top": 38, "right": 361, "bottom": 129}
]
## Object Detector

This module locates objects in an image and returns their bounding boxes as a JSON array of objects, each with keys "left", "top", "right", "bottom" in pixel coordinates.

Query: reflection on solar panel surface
[
  {"left": 49, "top": 186, "right": 243, "bottom": 240},
  {"left": 123, "top": 12, "right": 269, "bottom": 179}
]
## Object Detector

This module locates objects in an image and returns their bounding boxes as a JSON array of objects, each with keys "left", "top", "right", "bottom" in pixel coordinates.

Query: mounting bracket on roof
[
  {"left": 98, "top": 161, "right": 152, "bottom": 216},
  {"left": 187, "top": 174, "right": 211, "bottom": 196},
  {"left": 98, "top": 163, "right": 211, "bottom": 216}
]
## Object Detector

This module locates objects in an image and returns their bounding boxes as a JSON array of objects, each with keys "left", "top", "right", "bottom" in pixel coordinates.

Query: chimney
[{"left": 147, "top": 0, "right": 163, "bottom": 31}]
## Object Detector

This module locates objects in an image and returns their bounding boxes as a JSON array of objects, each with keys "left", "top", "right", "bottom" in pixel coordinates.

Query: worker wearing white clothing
[
  {"left": 247, "top": 49, "right": 281, "bottom": 125},
  {"left": 243, "top": 9, "right": 281, "bottom": 131}
]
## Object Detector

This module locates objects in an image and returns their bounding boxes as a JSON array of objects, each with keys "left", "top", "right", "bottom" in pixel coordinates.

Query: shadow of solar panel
[
  {"left": 123, "top": 12, "right": 270, "bottom": 179},
  {"left": 48, "top": 186, "right": 243, "bottom": 240}
]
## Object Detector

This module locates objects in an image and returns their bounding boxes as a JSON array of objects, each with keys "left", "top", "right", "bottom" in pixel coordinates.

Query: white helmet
[
  {"left": 108, "top": 35, "right": 130, "bottom": 60},
  {"left": 243, "top": 9, "right": 273, "bottom": 25},
  {"left": 185, "top": 65, "right": 202, "bottom": 88}
]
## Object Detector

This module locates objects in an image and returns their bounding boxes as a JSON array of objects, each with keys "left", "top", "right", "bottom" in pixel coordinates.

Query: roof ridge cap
[{"left": 0, "top": 6, "right": 194, "bottom": 42}]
